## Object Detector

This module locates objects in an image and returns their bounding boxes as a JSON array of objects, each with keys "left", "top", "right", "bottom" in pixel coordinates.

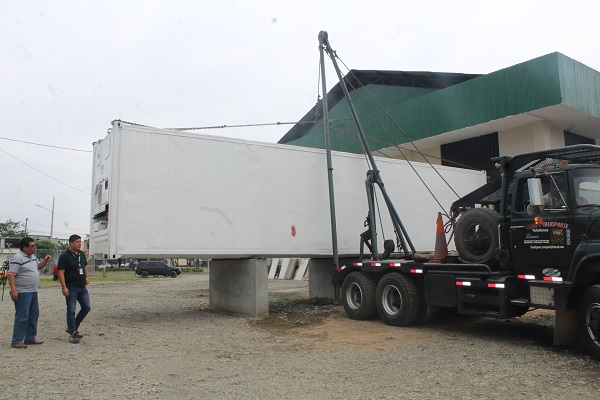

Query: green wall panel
[
  {"left": 559, "top": 54, "right": 600, "bottom": 117},
  {"left": 285, "top": 53, "right": 600, "bottom": 154}
]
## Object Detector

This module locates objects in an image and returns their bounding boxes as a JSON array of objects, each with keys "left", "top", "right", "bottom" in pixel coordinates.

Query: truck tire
[
  {"left": 376, "top": 272, "right": 422, "bottom": 326},
  {"left": 579, "top": 285, "right": 600, "bottom": 358},
  {"left": 454, "top": 208, "right": 501, "bottom": 263},
  {"left": 341, "top": 272, "right": 377, "bottom": 320}
]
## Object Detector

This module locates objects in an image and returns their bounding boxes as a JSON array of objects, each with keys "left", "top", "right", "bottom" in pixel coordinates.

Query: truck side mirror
[
  {"left": 527, "top": 178, "right": 544, "bottom": 217},
  {"left": 528, "top": 178, "right": 544, "bottom": 206}
]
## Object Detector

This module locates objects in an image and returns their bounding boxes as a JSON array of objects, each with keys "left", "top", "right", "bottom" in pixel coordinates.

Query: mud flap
[{"left": 554, "top": 310, "right": 580, "bottom": 345}]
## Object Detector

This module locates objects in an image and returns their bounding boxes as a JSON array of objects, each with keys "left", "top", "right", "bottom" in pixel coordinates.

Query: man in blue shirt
[
  {"left": 8, "top": 237, "right": 52, "bottom": 349},
  {"left": 57, "top": 234, "right": 91, "bottom": 344}
]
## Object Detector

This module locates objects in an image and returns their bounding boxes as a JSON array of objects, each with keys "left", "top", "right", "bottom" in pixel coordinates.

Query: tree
[
  {"left": 35, "top": 240, "right": 66, "bottom": 251},
  {"left": 0, "top": 219, "right": 25, "bottom": 237}
]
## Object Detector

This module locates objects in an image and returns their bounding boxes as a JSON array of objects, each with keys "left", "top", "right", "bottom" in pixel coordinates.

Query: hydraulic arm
[{"left": 318, "top": 31, "right": 416, "bottom": 260}]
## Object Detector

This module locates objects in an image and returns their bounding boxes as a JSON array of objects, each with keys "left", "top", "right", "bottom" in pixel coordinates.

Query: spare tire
[{"left": 454, "top": 208, "right": 501, "bottom": 263}]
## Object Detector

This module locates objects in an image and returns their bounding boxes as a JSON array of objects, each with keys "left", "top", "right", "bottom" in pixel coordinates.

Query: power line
[
  {"left": 0, "top": 147, "right": 90, "bottom": 195},
  {"left": 115, "top": 119, "right": 316, "bottom": 132},
  {"left": 0, "top": 136, "right": 92, "bottom": 152},
  {"left": 0, "top": 120, "right": 314, "bottom": 152},
  {"left": 167, "top": 121, "right": 300, "bottom": 131}
]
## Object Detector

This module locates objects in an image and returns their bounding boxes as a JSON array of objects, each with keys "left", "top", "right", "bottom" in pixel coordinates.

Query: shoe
[
  {"left": 69, "top": 334, "right": 80, "bottom": 344},
  {"left": 65, "top": 329, "right": 83, "bottom": 338},
  {"left": 11, "top": 343, "right": 28, "bottom": 349},
  {"left": 24, "top": 339, "right": 44, "bottom": 345}
]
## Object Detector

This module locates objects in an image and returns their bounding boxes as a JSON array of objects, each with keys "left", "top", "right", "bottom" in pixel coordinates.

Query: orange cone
[{"left": 433, "top": 212, "right": 448, "bottom": 261}]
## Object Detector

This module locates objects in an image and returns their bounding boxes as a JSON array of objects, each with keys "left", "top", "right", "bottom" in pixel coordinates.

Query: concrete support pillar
[
  {"left": 308, "top": 258, "right": 354, "bottom": 299},
  {"left": 209, "top": 259, "right": 268, "bottom": 316},
  {"left": 308, "top": 259, "right": 335, "bottom": 299}
]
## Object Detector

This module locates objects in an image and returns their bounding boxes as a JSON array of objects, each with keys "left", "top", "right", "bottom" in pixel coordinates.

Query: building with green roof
[{"left": 279, "top": 52, "right": 600, "bottom": 177}]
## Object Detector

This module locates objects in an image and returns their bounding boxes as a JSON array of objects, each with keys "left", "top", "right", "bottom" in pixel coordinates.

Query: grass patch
[
  {"left": 39, "top": 270, "right": 138, "bottom": 285},
  {"left": 252, "top": 298, "right": 337, "bottom": 332},
  {"left": 38, "top": 269, "right": 204, "bottom": 285},
  {"left": 266, "top": 298, "right": 337, "bottom": 322},
  {"left": 179, "top": 267, "right": 205, "bottom": 273},
  {"left": 268, "top": 297, "right": 335, "bottom": 307}
]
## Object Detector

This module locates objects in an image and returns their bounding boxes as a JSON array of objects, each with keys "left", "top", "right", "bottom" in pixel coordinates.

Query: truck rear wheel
[
  {"left": 341, "top": 272, "right": 377, "bottom": 320},
  {"left": 579, "top": 285, "right": 600, "bottom": 358},
  {"left": 454, "top": 208, "right": 501, "bottom": 263},
  {"left": 376, "top": 272, "right": 421, "bottom": 326}
]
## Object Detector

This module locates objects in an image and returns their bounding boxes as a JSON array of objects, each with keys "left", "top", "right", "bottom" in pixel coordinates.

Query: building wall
[
  {"left": 375, "top": 145, "right": 442, "bottom": 166},
  {"left": 404, "top": 146, "right": 442, "bottom": 164},
  {"left": 498, "top": 121, "right": 565, "bottom": 157}
]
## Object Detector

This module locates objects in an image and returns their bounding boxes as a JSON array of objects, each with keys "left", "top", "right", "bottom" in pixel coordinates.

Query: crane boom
[{"left": 318, "top": 31, "right": 416, "bottom": 260}]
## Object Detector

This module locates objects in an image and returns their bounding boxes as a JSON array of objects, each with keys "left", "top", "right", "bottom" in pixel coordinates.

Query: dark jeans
[
  {"left": 65, "top": 285, "right": 91, "bottom": 334},
  {"left": 12, "top": 291, "right": 39, "bottom": 345}
]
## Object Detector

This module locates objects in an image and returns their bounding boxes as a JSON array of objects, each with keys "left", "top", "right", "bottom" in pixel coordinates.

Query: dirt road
[{"left": 1, "top": 273, "right": 599, "bottom": 399}]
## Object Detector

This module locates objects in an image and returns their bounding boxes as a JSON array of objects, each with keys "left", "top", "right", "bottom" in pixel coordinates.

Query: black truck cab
[{"left": 509, "top": 164, "right": 600, "bottom": 282}]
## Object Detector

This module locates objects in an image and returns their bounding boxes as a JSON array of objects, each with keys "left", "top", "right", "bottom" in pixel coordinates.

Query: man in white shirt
[{"left": 8, "top": 237, "right": 51, "bottom": 349}]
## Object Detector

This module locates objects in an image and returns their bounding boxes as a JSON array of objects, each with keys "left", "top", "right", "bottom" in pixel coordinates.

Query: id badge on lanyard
[{"left": 72, "top": 252, "right": 84, "bottom": 275}]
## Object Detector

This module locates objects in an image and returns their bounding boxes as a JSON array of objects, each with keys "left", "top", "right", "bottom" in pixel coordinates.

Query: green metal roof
[
  {"left": 288, "top": 84, "right": 438, "bottom": 153},
  {"left": 280, "top": 53, "right": 600, "bottom": 154},
  {"left": 278, "top": 70, "right": 480, "bottom": 152}
]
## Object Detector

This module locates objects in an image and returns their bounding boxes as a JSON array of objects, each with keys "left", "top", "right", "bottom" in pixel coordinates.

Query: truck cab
[
  {"left": 509, "top": 164, "right": 600, "bottom": 281},
  {"left": 448, "top": 146, "right": 600, "bottom": 356}
]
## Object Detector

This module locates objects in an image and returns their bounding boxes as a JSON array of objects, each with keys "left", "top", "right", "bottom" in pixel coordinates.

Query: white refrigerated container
[{"left": 90, "top": 121, "right": 486, "bottom": 259}]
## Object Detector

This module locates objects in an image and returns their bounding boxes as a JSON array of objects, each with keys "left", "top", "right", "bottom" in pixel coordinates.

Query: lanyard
[{"left": 71, "top": 251, "right": 82, "bottom": 267}]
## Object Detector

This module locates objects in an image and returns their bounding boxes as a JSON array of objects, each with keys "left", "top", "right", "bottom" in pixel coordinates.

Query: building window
[
  {"left": 441, "top": 132, "right": 499, "bottom": 179},
  {"left": 564, "top": 131, "right": 595, "bottom": 146}
]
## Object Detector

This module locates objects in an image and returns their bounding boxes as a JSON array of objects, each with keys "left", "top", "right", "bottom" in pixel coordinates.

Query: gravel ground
[{"left": 1, "top": 273, "right": 599, "bottom": 399}]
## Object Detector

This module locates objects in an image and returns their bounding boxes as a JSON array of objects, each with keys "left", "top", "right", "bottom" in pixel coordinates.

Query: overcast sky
[{"left": 1, "top": 0, "right": 600, "bottom": 239}]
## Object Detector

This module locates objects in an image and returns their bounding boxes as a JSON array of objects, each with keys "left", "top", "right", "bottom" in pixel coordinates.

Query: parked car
[{"left": 135, "top": 261, "right": 181, "bottom": 278}]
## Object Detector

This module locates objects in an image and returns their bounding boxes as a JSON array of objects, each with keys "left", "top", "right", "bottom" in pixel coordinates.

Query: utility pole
[
  {"left": 50, "top": 196, "right": 54, "bottom": 240},
  {"left": 36, "top": 196, "right": 55, "bottom": 240},
  {"left": 25, "top": 218, "right": 28, "bottom": 236}
]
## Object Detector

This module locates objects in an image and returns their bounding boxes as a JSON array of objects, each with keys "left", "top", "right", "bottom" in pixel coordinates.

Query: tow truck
[{"left": 317, "top": 31, "right": 600, "bottom": 357}]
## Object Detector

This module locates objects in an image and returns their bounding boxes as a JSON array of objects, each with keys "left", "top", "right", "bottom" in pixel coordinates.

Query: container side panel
[{"left": 92, "top": 124, "right": 486, "bottom": 258}]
